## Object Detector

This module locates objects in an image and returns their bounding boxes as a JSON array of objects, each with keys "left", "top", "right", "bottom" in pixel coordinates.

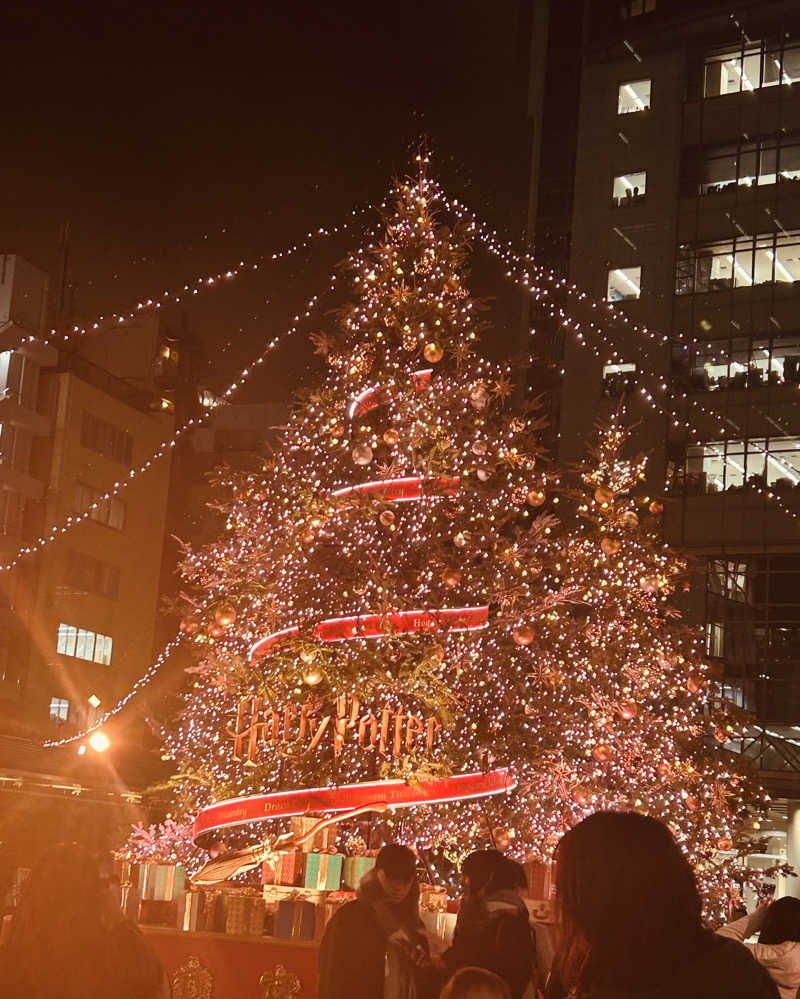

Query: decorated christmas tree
[
  {"left": 159, "top": 159, "right": 563, "bottom": 871},
  {"left": 490, "top": 419, "right": 778, "bottom": 917},
  {"left": 144, "top": 163, "right": 773, "bottom": 918}
]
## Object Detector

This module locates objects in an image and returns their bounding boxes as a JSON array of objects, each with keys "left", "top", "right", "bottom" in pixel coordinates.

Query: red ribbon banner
[
  {"left": 249, "top": 604, "right": 489, "bottom": 661},
  {"left": 347, "top": 368, "right": 433, "bottom": 419},
  {"left": 330, "top": 475, "right": 460, "bottom": 507},
  {"left": 192, "top": 768, "right": 516, "bottom": 842}
]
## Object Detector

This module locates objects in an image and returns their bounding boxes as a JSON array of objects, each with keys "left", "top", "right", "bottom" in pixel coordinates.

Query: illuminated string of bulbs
[
  {"left": 9, "top": 202, "right": 382, "bottom": 353},
  {"left": 1, "top": 292, "right": 325, "bottom": 576},
  {"left": 453, "top": 201, "right": 800, "bottom": 526},
  {"left": 437, "top": 191, "right": 671, "bottom": 348},
  {"left": 43, "top": 636, "right": 184, "bottom": 748}
]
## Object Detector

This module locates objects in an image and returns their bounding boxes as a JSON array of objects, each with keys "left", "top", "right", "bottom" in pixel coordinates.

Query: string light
[
  {"left": 6, "top": 202, "right": 383, "bottom": 353},
  {"left": 0, "top": 293, "right": 327, "bottom": 575}
]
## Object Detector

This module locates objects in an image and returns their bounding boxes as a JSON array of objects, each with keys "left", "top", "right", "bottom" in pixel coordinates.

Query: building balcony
[
  {"left": 0, "top": 465, "right": 43, "bottom": 501},
  {"left": 0, "top": 396, "right": 49, "bottom": 436}
]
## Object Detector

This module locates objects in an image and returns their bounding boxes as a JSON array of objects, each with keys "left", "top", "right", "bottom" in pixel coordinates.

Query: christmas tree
[
  {"left": 161, "top": 158, "right": 562, "bottom": 865},
  {"left": 494, "top": 419, "right": 777, "bottom": 918}
]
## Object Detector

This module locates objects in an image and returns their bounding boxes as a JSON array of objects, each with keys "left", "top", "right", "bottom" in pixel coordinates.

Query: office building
[{"left": 528, "top": 0, "right": 800, "bottom": 877}]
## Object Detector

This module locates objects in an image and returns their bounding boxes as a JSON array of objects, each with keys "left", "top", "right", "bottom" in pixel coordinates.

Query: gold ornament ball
[
  {"left": 454, "top": 532, "right": 468, "bottom": 549},
  {"left": 513, "top": 624, "right": 535, "bottom": 647},
  {"left": 469, "top": 386, "right": 488, "bottom": 410},
  {"left": 649, "top": 499, "right": 664, "bottom": 515},
  {"left": 302, "top": 667, "right": 324, "bottom": 686},
  {"left": 301, "top": 529, "right": 315, "bottom": 544},
  {"left": 476, "top": 468, "right": 491, "bottom": 482},
  {"left": 352, "top": 444, "right": 373, "bottom": 466},
  {"left": 526, "top": 489, "right": 546, "bottom": 507},
  {"left": 215, "top": 604, "right": 237, "bottom": 627},
  {"left": 684, "top": 794, "right": 699, "bottom": 811},
  {"left": 330, "top": 422, "right": 345, "bottom": 438},
  {"left": 442, "top": 568, "right": 462, "bottom": 587},
  {"left": 472, "top": 440, "right": 488, "bottom": 456},
  {"left": 640, "top": 574, "right": 660, "bottom": 594},
  {"left": 571, "top": 784, "right": 593, "bottom": 807},
  {"left": 383, "top": 428, "right": 400, "bottom": 446},
  {"left": 592, "top": 742, "right": 614, "bottom": 763},
  {"left": 618, "top": 699, "right": 638, "bottom": 720},
  {"left": 423, "top": 341, "right": 444, "bottom": 363},
  {"left": 510, "top": 417, "right": 525, "bottom": 433},
  {"left": 180, "top": 618, "right": 198, "bottom": 635},
  {"left": 620, "top": 510, "right": 639, "bottom": 529},
  {"left": 207, "top": 621, "right": 225, "bottom": 639},
  {"left": 686, "top": 673, "right": 706, "bottom": 695},
  {"left": 492, "top": 826, "right": 512, "bottom": 850},
  {"left": 594, "top": 485, "right": 614, "bottom": 505},
  {"left": 600, "top": 536, "right": 621, "bottom": 555},
  {"left": 379, "top": 509, "right": 396, "bottom": 527},
  {"left": 717, "top": 836, "right": 734, "bottom": 852},
  {"left": 656, "top": 761, "right": 671, "bottom": 778}
]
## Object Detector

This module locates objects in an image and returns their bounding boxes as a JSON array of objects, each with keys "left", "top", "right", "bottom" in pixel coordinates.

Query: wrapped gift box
[
  {"left": 304, "top": 853, "right": 343, "bottom": 891},
  {"left": 276, "top": 851, "right": 306, "bottom": 887},
  {"left": 138, "top": 898, "right": 178, "bottom": 926},
  {"left": 275, "top": 898, "right": 316, "bottom": 940},
  {"left": 176, "top": 890, "right": 206, "bottom": 932},
  {"left": 341, "top": 856, "right": 375, "bottom": 890},
  {"left": 261, "top": 860, "right": 277, "bottom": 885},
  {"left": 291, "top": 816, "right": 338, "bottom": 853},
  {"left": 138, "top": 862, "right": 185, "bottom": 901},
  {"left": 419, "top": 884, "right": 448, "bottom": 913},
  {"left": 525, "top": 860, "right": 554, "bottom": 900},
  {"left": 225, "top": 892, "right": 266, "bottom": 936}
]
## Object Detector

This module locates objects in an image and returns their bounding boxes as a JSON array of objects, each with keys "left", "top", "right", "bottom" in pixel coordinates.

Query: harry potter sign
[{"left": 228, "top": 693, "right": 441, "bottom": 766}]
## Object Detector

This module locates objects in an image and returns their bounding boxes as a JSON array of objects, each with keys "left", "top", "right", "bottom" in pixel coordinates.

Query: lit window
[
  {"left": 88, "top": 693, "right": 101, "bottom": 708},
  {"left": 56, "top": 623, "right": 113, "bottom": 665},
  {"left": 618, "top": 79, "right": 651, "bottom": 115},
  {"left": 602, "top": 362, "right": 637, "bottom": 395},
  {"left": 57, "top": 623, "right": 77, "bottom": 657},
  {"left": 49, "top": 697, "right": 70, "bottom": 722},
  {"left": 94, "top": 634, "right": 113, "bottom": 665},
  {"left": 613, "top": 171, "right": 647, "bottom": 205},
  {"left": 607, "top": 266, "right": 642, "bottom": 301},
  {"left": 675, "top": 231, "right": 800, "bottom": 294},
  {"left": 704, "top": 41, "right": 800, "bottom": 99}
]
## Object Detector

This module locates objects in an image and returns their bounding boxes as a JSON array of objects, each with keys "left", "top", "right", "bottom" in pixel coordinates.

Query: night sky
[{"left": 1, "top": 2, "right": 535, "bottom": 400}]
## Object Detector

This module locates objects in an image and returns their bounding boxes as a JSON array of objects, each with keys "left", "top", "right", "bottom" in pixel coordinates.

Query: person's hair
[
  {"left": 759, "top": 897, "right": 800, "bottom": 945},
  {"left": 553, "top": 811, "right": 704, "bottom": 992},
  {"left": 376, "top": 843, "right": 417, "bottom": 881},
  {"left": 491, "top": 856, "right": 527, "bottom": 892},
  {"left": 461, "top": 850, "right": 503, "bottom": 894},
  {"left": 440, "top": 966, "right": 511, "bottom": 999},
  {"left": 0, "top": 844, "right": 111, "bottom": 999}
]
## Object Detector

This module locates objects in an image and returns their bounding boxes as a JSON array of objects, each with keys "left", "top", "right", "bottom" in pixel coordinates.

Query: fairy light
[
  {"left": 449, "top": 197, "right": 800, "bottom": 526},
  {"left": 112, "top": 165, "right": 767, "bottom": 920},
  {"left": 5, "top": 201, "right": 383, "bottom": 353},
  {"left": 0, "top": 293, "right": 326, "bottom": 575}
]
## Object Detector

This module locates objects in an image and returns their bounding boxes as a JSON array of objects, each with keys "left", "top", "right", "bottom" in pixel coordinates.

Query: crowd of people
[{"left": 2, "top": 811, "right": 800, "bottom": 998}]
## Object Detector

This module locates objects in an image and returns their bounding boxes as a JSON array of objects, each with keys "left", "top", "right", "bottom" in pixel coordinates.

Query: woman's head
[
  {"left": 554, "top": 811, "right": 703, "bottom": 991},
  {"left": 759, "top": 897, "right": 800, "bottom": 945},
  {"left": 1, "top": 844, "right": 110, "bottom": 997},
  {"left": 461, "top": 850, "right": 503, "bottom": 896}
]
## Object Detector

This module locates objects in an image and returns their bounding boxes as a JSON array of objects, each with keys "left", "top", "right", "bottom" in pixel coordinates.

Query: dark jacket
[
  {"left": 444, "top": 900, "right": 534, "bottom": 999},
  {"left": 545, "top": 932, "right": 779, "bottom": 999},
  {"left": 318, "top": 899, "right": 390, "bottom": 999}
]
